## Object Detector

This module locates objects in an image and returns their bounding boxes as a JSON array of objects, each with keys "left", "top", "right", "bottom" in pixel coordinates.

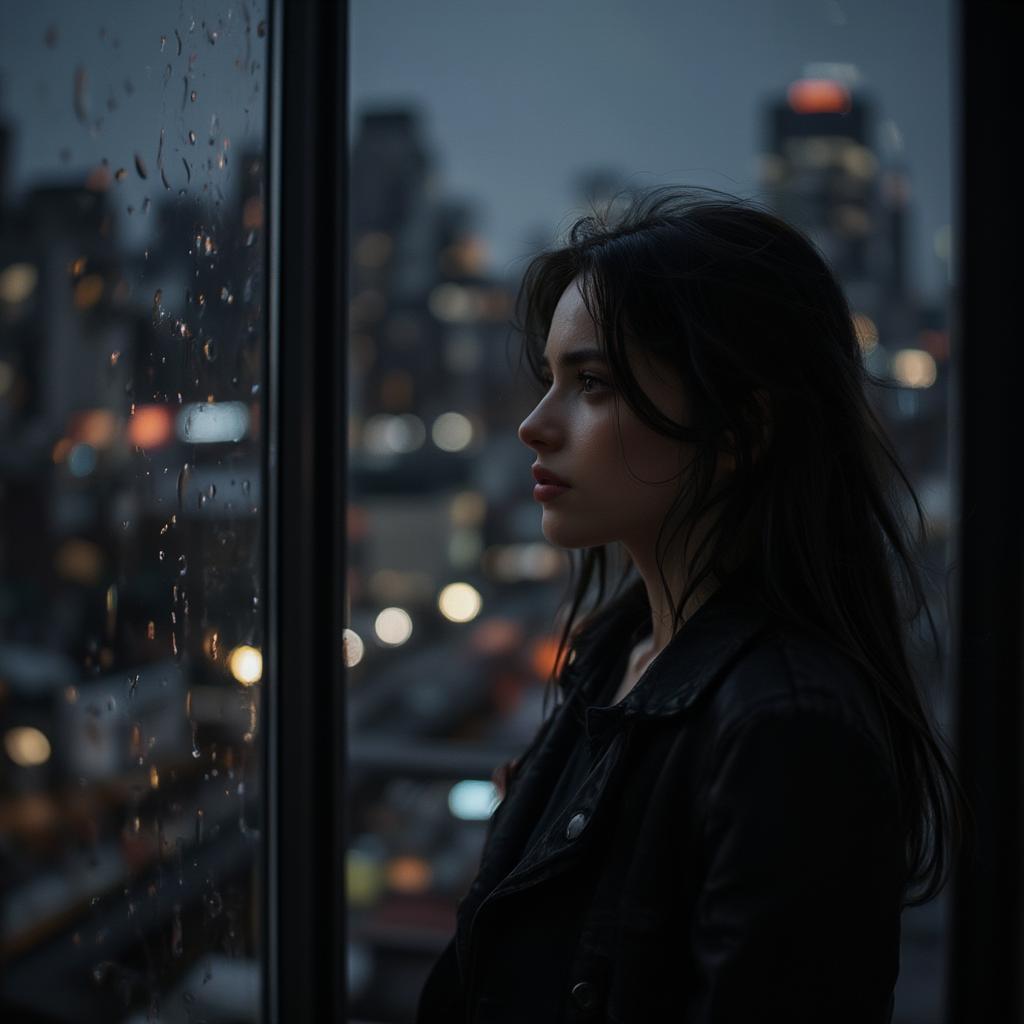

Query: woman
[{"left": 416, "top": 185, "right": 971, "bottom": 1022}]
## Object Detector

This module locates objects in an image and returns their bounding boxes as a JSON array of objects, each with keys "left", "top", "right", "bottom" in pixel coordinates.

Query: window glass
[
  {"left": 348, "top": 3, "right": 955, "bottom": 1021},
  {"left": 0, "top": 3, "right": 268, "bottom": 1020}
]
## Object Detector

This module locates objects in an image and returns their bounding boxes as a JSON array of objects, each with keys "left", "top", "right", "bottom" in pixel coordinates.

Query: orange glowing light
[
  {"left": 127, "top": 404, "right": 174, "bottom": 448},
  {"left": 530, "top": 635, "right": 565, "bottom": 681},
  {"left": 787, "top": 78, "right": 852, "bottom": 115},
  {"left": 71, "top": 409, "right": 117, "bottom": 448},
  {"left": 386, "top": 856, "right": 433, "bottom": 894},
  {"left": 73, "top": 274, "right": 104, "bottom": 310},
  {"left": 242, "top": 196, "right": 263, "bottom": 230}
]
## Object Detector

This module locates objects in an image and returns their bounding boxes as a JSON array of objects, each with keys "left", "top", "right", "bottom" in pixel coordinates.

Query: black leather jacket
[{"left": 417, "top": 577, "right": 907, "bottom": 1023}]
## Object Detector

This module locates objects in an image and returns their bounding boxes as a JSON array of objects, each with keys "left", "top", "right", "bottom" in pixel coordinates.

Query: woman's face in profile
[{"left": 518, "top": 277, "right": 721, "bottom": 555}]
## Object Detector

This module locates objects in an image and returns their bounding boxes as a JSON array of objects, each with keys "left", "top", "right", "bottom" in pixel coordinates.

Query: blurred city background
[{"left": 0, "top": 1, "right": 955, "bottom": 1022}]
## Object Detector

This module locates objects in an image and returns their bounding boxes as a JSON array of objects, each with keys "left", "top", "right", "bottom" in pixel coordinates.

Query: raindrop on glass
[{"left": 171, "top": 902, "right": 183, "bottom": 957}]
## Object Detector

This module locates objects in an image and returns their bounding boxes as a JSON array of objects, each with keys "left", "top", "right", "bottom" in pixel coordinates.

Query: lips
[{"left": 531, "top": 465, "right": 571, "bottom": 487}]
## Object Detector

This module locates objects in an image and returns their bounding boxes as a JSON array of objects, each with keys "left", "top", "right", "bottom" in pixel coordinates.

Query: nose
[{"left": 517, "top": 398, "right": 557, "bottom": 452}]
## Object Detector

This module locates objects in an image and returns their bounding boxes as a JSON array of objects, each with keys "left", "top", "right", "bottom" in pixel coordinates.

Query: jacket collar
[{"left": 564, "top": 570, "right": 777, "bottom": 734}]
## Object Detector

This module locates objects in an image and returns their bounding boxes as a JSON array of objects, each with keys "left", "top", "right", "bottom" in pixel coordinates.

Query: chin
[{"left": 540, "top": 515, "right": 608, "bottom": 551}]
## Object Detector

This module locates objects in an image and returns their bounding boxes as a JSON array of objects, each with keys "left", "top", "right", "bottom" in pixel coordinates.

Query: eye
[{"left": 537, "top": 371, "right": 607, "bottom": 395}]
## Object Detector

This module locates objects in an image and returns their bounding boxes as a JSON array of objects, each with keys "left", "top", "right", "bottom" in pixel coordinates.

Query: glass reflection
[{"left": 0, "top": 3, "right": 267, "bottom": 1021}]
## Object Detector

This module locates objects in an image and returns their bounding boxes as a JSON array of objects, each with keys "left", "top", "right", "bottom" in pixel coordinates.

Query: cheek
[{"left": 615, "top": 418, "right": 684, "bottom": 484}]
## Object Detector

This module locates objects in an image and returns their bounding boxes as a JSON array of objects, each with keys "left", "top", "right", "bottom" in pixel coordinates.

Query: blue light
[
  {"left": 67, "top": 443, "right": 97, "bottom": 477},
  {"left": 448, "top": 779, "right": 500, "bottom": 821}
]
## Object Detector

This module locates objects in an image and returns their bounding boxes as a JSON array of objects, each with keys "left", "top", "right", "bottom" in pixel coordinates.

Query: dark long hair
[{"left": 509, "top": 184, "right": 972, "bottom": 909}]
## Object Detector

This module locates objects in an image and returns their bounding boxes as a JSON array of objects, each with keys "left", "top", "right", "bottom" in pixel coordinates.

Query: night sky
[
  {"left": 0, "top": 1, "right": 953, "bottom": 300},
  {"left": 350, "top": 0, "right": 954, "bottom": 300}
]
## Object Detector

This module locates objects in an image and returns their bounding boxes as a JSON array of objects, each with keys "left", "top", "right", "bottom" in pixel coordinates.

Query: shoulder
[{"left": 705, "top": 619, "right": 894, "bottom": 775}]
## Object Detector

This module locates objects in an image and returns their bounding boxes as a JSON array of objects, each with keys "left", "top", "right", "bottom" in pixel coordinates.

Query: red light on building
[{"left": 787, "top": 78, "right": 852, "bottom": 115}]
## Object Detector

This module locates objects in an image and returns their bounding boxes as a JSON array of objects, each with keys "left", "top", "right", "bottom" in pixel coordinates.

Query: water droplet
[
  {"left": 177, "top": 463, "right": 191, "bottom": 513},
  {"left": 147, "top": 621, "right": 155, "bottom": 640},
  {"left": 175, "top": 28, "right": 183, "bottom": 56},
  {"left": 202, "top": 339, "right": 216, "bottom": 361},
  {"left": 171, "top": 902, "right": 183, "bottom": 956},
  {"left": 190, "top": 90, "right": 197, "bottom": 102},
  {"left": 142, "top": 196, "right": 151, "bottom": 214},
  {"left": 73, "top": 66, "right": 89, "bottom": 125},
  {"left": 182, "top": 157, "right": 192, "bottom": 184},
  {"left": 158, "top": 550, "right": 165, "bottom": 561},
  {"left": 92, "top": 960, "right": 115, "bottom": 983},
  {"left": 188, "top": 130, "right": 196, "bottom": 145},
  {"left": 114, "top": 168, "right": 127, "bottom": 182},
  {"left": 241, "top": 479, "right": 251, "bottom": 497},
  {"left": 110, "top": 351, "right": 120, "bottom": 367},
  {"left": 206, "top": 482, "right": 216, "bottom": 499},
  {"left": 134, "top": 153, "right": 148, "bottom": 179},
  {"left": 160, "top": 34, "right": 166, "bottom": 52},
  {"left": 178, "top": 555, "right": 187, "bottom": 576},
  {"left": 257, "top": 20, "right": 266, "bottom": 37}
]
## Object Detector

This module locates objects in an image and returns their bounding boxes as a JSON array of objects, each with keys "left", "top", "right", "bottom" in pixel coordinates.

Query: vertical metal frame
[
  {"left": 949, "top": 0, "right": 1024, "bottom": 1020},
  {"left": 263, "top": 1, "right": 348, "bottom": 1020}
]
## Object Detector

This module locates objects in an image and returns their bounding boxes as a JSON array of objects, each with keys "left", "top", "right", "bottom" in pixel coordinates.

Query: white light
[
  {"left": 0, "top": 263, "right": 38, "bottom": 304},
  {"left": 432, "top": 412, "right": 473, "bottom": 452},
  {"left": 892, "top": 349, "right": 937, "bottom": 389},
  {"left": 438, "top": 582, "right": 483, "bottom": 623},
  {"left": 448, "top": 779, "right": 500, "bottom": 820},
  {"left": 228, "top": 645, "right": 263, "bottom": 685},
  {"left": 375, "top": 607, "right": 413, "bottom": 646},
  {"left": 343, "top": 628, "right": 365, "bottom": 667},
  {"left": 176, "top": 402, "right": 250, "bottom": 444},
  {"left": 380, "top": 414, "right": 426, "bottom": 453},
  {"left": 428, "top": 283, "right": 482, "bottom": 323},
  {"left": 5, "top": 726, "right": 51, "bottom": 767},
  {"left": 363, "top": 413, "right": 420, "bottom": 456}
]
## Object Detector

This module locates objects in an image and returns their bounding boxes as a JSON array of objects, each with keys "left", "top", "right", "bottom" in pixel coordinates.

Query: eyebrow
[{"left": 538, "top": 347, "right": 608, "bottom": 369}]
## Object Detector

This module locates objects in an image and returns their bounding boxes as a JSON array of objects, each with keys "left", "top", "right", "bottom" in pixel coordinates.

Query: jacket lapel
[{"left": 472, "top": 576, "right": 777, "bottom": 903}]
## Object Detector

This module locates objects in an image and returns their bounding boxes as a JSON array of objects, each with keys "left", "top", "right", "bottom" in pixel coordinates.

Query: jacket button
[
  {"left": 565, "top": 812, "right": 587, "bottom": 840},
  {"left": 570, "top": 980, "right": 599, "bottom": 1013}
]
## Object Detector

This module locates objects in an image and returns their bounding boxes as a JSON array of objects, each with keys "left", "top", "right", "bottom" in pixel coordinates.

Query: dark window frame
[
  {"left": 263, "top": 1, "right": 349, "bottom": 1020},
  {"left": 950, "top": 0, "right": 1024, "bottom": 1021}
]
